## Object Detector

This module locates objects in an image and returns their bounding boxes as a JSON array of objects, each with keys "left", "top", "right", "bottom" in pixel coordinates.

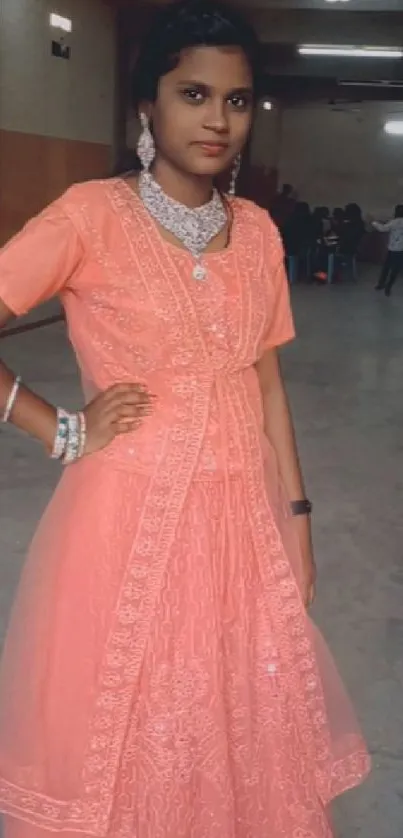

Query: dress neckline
[{"left": 115, "top": 176, "right": 239, "bottom": 262}]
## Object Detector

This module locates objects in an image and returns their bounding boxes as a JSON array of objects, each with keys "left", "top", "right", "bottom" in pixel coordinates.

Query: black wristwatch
[{"left": 290, "top": 499, "right": 312, "bottom": 517}]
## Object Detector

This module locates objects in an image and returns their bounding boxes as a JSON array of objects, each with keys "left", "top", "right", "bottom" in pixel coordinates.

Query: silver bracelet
[
  {"left": 2, "top": 375, "right": 22, "bottom": 423},
  {"left": 78, "top": 411, "right": 87, "bottom": 458},
  {"left": 62, "top": 411, "right": 87, "bottom": 465},
  {"left": 51, "top": 408, "right": 70, "bottom": 460}
]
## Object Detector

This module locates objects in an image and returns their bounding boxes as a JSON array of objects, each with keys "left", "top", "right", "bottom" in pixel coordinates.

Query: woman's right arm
[
  {"left": 0, "top": 299, "right": 58, "bottom": 453},
  {"left": 0, "top": 193, "right": 154, "bottom": 458},
  {"left": 0, "top": 297, "right": 154, "bottom": 458}
]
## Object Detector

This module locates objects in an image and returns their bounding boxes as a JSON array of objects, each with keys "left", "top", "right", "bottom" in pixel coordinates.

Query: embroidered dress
[{"left": 0, "top": 179, "right": 370, "bottom": 838}]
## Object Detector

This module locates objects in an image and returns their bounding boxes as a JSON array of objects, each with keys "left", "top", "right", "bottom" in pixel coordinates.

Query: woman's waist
[{"left": 93, "top": 389, "right": 265, "bottom": 476}]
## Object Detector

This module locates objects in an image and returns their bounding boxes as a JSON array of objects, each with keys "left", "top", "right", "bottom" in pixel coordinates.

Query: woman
[
  {"left": 282, "top": 201, "right": 312, "bottom": 256},
  {"left": 373, "top": 204, "right": 403, "bottom": 296},
  {"left": 331, "top": 207, "right": 345, "bottom": 238},
  {"left": 0, "top": 2, "right": 370, "bottom": 837},
  {"left": 340, "top": 203, "right": 365, "bottom": 256}
]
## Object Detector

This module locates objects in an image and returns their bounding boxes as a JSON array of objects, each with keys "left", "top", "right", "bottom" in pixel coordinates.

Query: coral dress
[{"left": 0, "top": 180, "right": 369, "bottom": 838}]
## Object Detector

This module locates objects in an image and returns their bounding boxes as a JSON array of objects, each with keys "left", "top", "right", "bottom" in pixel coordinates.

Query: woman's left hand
[
  {"left": 294, "top": 516, "right": 317, "bottom": 609},
  {"left": 301, "top": 552, "right": 316, "bottom": 609}
]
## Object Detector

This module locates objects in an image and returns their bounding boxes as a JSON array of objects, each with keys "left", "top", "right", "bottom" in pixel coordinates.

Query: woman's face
[{"left": 146, "top": 45, "right": 254, "bottom": 178}]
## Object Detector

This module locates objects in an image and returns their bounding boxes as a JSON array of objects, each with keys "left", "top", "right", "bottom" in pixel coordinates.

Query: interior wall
[
  {"left": 279, "top": 101, "right": 403, "bottom": 215},
  {"left": 250, "top": 100, "right": 403, "bottom": 216},
  {"left": 0, "top": 0, "right": 116, "bottom": 243},
  {"left": 249, "top": 103, "right": 282, "bottom": 174}
]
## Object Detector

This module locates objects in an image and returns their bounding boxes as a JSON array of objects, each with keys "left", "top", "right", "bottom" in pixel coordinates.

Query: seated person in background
[
  {"left": 331, "top": 207, "right": 345, "bottom": 236},
  {"left": 340, "top": 203, "right": 365, "bottom": 255},
  {"left": 373, "top": 204, "right": 403, "bottom": 297},
  {"left": 311, "top": 207, "right": 331, "bottom": 246}
]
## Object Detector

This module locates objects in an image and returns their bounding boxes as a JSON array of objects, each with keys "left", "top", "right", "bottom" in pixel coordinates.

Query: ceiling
[
  {"left": 245, "top": 0, "right": 403, "bottom": 10},
  {"left": 119, "top": 0, "right": 403, "bottom": 102}
]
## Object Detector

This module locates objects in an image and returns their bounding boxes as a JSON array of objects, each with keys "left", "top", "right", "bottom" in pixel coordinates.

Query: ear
[{"left": 138, "top": 101, "right": 153, "bottom": 122}]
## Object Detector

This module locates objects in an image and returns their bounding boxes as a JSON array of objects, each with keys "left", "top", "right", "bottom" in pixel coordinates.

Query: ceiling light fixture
[
  {"left": 384, "top": 121, "right": 403, "bottom": 135},
  {"left": 298, "top": 45, "right": 403, "bottom": 59},
  {"left": 262, "top": 100, "right": 273, "bottom": 111},
  {"left": 324, "top": 1, "right": 351, "bottom": 4}
]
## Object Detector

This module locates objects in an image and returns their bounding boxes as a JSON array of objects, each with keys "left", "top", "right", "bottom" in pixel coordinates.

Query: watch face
[{"left": 291, "top": 500, "right": 312, "bottom": 516}]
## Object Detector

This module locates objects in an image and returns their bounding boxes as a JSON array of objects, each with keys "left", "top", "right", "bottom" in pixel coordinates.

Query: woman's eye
[
  {"left": 182, "top": 88, "right": 205, "bottom": 103},
  {"left": 229, "top": 95, "right": 249, "bottom": 110}
]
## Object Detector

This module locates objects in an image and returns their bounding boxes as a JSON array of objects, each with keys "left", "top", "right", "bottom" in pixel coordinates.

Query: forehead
[{"left": 166, "top": 45, "right": 253, "bottom": 89}]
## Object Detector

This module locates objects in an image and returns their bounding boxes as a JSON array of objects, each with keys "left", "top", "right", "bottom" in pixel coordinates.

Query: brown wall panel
[{"left": 0, "top": 130, "right": 112, "bottom": 245}]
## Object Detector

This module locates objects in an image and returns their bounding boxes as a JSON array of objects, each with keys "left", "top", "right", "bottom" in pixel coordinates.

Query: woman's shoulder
[
  {"left": 52, "top": 177, "right": 140, "bottom": 237},
  {"left": 58, "top": 177, "right": 121, "bottom": 212},
  {"left": 232, "top": 196, "right": 281, "bottom": 244}
]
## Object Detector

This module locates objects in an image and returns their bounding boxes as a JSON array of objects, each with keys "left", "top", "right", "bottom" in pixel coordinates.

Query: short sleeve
[
  {"left": 0, "top": 195, "right": 84, "bottom": 316},
  {"left": 260, "top": 211, "right": 295, "bottom": 351},
  {"left": 373, "top": 220, "right": 393, "bottom": 233}
]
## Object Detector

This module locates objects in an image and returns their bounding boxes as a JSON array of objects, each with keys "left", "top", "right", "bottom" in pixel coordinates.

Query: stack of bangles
[
  {"left": 1, "top": 377, "right": 86, "bottom": 465},
  {"left": 51, "top": 408, "right": 87, "bottom": 464}
]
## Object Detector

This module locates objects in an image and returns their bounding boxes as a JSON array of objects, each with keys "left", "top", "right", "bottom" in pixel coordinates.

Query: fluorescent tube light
[
  {"left": 50, "top": 13, "right": 72, "bottom": 33},
  {"left": 384, "top": 121, "right": 403, "bottom": 135},
  {"left": 298, "top": 45, "right": 403, "bottom": 59}
]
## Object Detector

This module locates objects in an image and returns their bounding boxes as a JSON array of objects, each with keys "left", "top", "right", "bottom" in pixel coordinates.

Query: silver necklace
[{"left": 139, "top": 171, "right": 227, "bottom": 281}]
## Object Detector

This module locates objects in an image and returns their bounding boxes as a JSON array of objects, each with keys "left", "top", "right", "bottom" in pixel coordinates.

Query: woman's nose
[{"left": 204, "top": 99, "right": 229, "bottom": 133}]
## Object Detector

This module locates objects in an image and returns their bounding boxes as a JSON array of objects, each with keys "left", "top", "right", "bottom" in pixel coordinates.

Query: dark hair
[
  {"left": 345, "top": 203, "right": 362, "bottom": 220},
  {"left": 395, "top": 204, "right": 403, "bottom": 218},
  {"left": 294, "top": 201, "right": 310, "bottom": 217},
  {"left": 131, "top": 0, "right": 262, "bottom": 110},
  {"left": 333, "top": 207, "right": 344, "bottom": 220}
]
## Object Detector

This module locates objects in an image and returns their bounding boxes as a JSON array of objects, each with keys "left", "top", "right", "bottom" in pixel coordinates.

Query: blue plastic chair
[
  {"left": 286, "top": 255, "right": 298, "bottom": 285},
  {"left": 327, "top": 253, "right": 357, "bottom": 284},
  {"left": 286, "top": 251, "right": 312, "bottom": 285}
]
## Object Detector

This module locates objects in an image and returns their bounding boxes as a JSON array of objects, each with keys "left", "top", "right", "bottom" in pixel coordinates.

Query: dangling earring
[
  {"left": 137, "top": 112, "right": 155, "bottom": 172},
  {"left": 229, "top": 153, "right": 241, "bottom": 195}
]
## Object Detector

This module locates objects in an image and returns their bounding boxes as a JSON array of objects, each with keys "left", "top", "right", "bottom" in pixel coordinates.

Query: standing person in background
[
  {"left": 282, "top": 201, "right": 312, "bottom": 272},
  {"left": 340, "top": 203, "right": 365, "bottom": 256},
  {"left": 331, "top": 207, "right": 345, "bottom": 237},
  {"left": 373, "top": 204, "right": 403, "bottom": 296},
  {"left": 270, "top": 182, "right": 296, "bottom": 235}
]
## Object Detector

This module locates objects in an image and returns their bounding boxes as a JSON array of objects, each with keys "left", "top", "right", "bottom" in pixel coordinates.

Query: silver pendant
[{"left": 193, "top": 263, "right": 207, "bottom": 281}]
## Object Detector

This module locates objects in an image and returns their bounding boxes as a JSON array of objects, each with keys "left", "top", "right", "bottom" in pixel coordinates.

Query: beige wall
[
  {"left": 0, "top": 0, "right": 116, "bottom": 143},
  {"left": 250, "top": 100, "right": 403, "bottom": 216},
  {"left": 249, "top": 102, "right": 282, "bottom": 175},
  {"left": 0, "top": 0, "right": 116, "bottom": 242}
]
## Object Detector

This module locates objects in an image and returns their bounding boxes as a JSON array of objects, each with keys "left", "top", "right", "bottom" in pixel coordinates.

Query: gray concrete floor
[{"left": 0, "top": 272, "right": 402, "bottom": 837}]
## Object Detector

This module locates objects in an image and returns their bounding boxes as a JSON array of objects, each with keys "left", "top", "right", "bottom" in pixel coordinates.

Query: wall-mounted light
[
  {"left": 298, "top": 45, "right": 403, "bottom": 59},
  {"left": 384, "top": 121, "right": 403, "bottom": 135},
  {"left": 262, "top": 100, "right": 273, "bottom": 111},
  {"left": 50, "top": 13, "right": 72, "bottom": 33}
]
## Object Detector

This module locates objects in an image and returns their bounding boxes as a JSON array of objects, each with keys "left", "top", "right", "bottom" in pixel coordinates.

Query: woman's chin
[{"left": 187, "top": 156, "right": 230, "bottom": 180}]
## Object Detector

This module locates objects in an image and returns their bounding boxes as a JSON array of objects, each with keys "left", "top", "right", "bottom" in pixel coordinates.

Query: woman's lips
[{"left": 195, "top": 142, "right": 229, "bottom": 157}]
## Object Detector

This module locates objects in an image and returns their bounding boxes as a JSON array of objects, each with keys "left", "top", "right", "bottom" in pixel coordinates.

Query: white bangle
[
  {"left": 2, "top": 375, "right": 22, "bottom": 423},
  {"left": 51, "top": 408, "right": 70, "bottom": 460},
  {"left": 78, "top": 411, "right": 87, "bottom": 458},
  {"left": 62, "top": 412, "right": 87, "bottom": 465}
]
